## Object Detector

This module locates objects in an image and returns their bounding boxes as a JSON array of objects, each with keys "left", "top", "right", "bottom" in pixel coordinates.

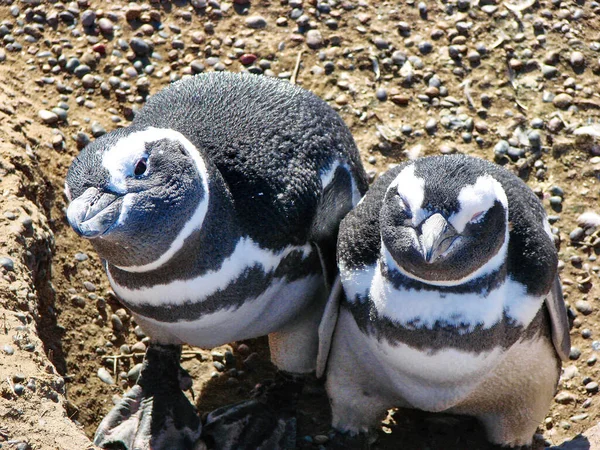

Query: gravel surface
[{"left": 1, "top": 0, "right": 600, "bottom": 448}]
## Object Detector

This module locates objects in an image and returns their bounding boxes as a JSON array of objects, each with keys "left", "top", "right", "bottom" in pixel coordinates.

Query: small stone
[
  {"left": 91, "top": 122, "right": 106, "bottom": 137},
  {"left": 98, "top": 18, "right": 114, "bottom": 35},
  {"left": 110, "top": 314, "right": 123, "bottom": 332},
  {"left": 0, "top": 257, "right": 14, "bottom": 271},
  {"left": 570, "top": 347, "right": 582, "bottom": 360},
  {"left": 239, "top": 53, "right": 257, "bottom": 66},
  {"left": 553, "top": 93, "right": 573, "bottom": 109},
  {"left": 38, "top": 109, "right": 59, "bottom": 125},
  {"left": 13, "top": 383, "right": 25, "bottom": 396},
  {"left": 549, "top": 196, "right": 563, "bottom": 208},
  {"left": 131, "top": 341, "right": 146, "bottom": 353},
  {"left": 213, "top": 361, "right": 225, "bottom": 372},
  {"left": 547, "top": 117, "right": 563, "bottom": 132},
  {"left": 246, "top": 16, "right": 267, "bottom": 29},
  {"left": 83, "top": 281, "right": 96, "bottom": 292},
  {"left": 528, "top": 130, "right": 542, "bottom": 148},
  {"left": 570, "top": 51, "right": 585, "bottom": 68},
  {"left": 314, "top": 435, "right": 329, "bottom": 444},
  {"left": 125, "top": 5, "right": 142, "bottom": 21},
  {"left": 562, "top": 365, "right": 579, "bottom": 380},
  {"left": 81, "top": 10, "right": 96, "bottom": 27},
  {"left": 98, "top": 367, "right": 115, "bottom": 385},
  {"left": 81, "top": 73, "right": 96, "bottom": 89},
  {"left": 425, "top": 118, "right": 438, "bottom": 134},
  {"left": 3, "top": 344, "right": 14, "bottom": 355},
  {"left": 236, "top": 344, "right": 250, "bottom": 356},
  {"left": 391, "top": 95, "right": 410, "bottom": 106},
  {"left": 575, "top": 300, "right": 593, "bottom": 315},
  {"left": 541, "top": 64, "right": 558, "bottom": 78},
  {"left": 127, "top": 363, "right": 143, "bottom": 382},
  {"left": 494, "top": 140, "right": 509, "bottom": 156},
  {"left": 571, "top": 413, "right": 589, "bottom": 422},
  {"left": 585, "top": 382, "right": 599, "bottom": 394},
  {"left": 73, "top": 65, "right": 91, "bottom": 78},
  {"left": 375, "top": 88, "right": 387, "bottom": 101},
  {"left": 306, "top": 30, "right": 323, "bottom": 49},
  {"left": 130, "top": 38, "right": 151, "bottom": 56},
  {"left": 418, "top": 41, "right": 433, "bottom": 54},
  {"left": 555, "top": 391, "right": 578, "bottom": 404}
]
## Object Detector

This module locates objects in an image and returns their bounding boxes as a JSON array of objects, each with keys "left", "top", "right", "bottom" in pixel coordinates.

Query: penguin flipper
[
  {"left": 544, "top": 276, "right": 571, "bottom": 361},
  {"left": 94, "top": 344, "right": 202, "bottom": 450},
  {"left": 316, "top": 275, "right": 342, "bottom": 378}
]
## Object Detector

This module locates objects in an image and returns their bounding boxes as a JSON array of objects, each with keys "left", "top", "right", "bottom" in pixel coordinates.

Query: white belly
[
  {"left": 365, "top": 331, "right": 506, "bottom": 411},
  {"left": 134, "top": 275, "right": 323, "bottom": 348}
]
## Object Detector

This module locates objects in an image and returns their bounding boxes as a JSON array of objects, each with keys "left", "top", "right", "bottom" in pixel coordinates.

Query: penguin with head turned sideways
[
  {"left": 320, "top": 154, "right": 570, "bottom": 448},
  {"left": 65, "top": 72, "right": 368, "bottom": 450}
]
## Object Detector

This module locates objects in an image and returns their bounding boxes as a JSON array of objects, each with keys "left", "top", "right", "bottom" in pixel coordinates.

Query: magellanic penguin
[
  {"left": 321, "top": 154, "right": 570, "bottom": 448},
  {"left": 65, "top": 72, "right": 368, "bottom": 450}
]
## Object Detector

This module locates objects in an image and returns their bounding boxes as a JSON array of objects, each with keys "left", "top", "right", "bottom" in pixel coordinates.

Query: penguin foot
[
  {"left": 202, "top": 371, "right": 303, "bottom": 450},
  {"left": 94, "top": 344, "right": 203, "bottom": 450},
  {"left": 327, "top": 429, "right": 376, "bottom": 450}
]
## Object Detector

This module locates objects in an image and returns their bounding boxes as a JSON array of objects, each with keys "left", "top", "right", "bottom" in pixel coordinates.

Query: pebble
[
  {"left": 130, "top": 38, "right": 151, "bottom": 56},
  {"left": 81, "top": 10, "right": 96, "bottom": 27},
  {"left": 0, "top": 257, "right": 14, "bottom": 271},
  {"left": 3, "top": 344, "right": 14, "bottom": 355},
  {"left": 575, "top": 301, "right": 593, "bottom": 315},
  {"left": 91, "top": 122, "right": 106, "bottom": 137},
  {"left": 555, "top": 391, "right": 578, "bottom": 404},
  {"left": 375, "top": 88, "right": 387, "bottom": 101},
  {"left": 246, "top": 16, "right": 267, "bottom": 29},
  {"left": 570, "top": 347, "right": 582, "bottom": 360},
  {"left": 553, "top": 93, "right": 573, "bottom": 109},
  {"left": 549, "top": 196, "right": 563, "bottom": 209},
  {"left": 74, "top": 65, "right": 91, "bottom": 78},
  {"left": 97, "top": 18, "right": 114, "bottom": 35},
  {"left": 98, "top": 367, "right": 115, "bottom": 385},
  {"left": 110, "top": 314, "right": 123, "bottom": 332},
  {"left": 38, "top": 109, "right": 59, "bottom": 125},
  {"left": 14, "top": 383, "right": 25, "bottom": 396},
  {"left": 127, "top": 364, "right": 143, "bottom": 382},
  {"left": 425, "top": 118, "right": 438, "bottom": 134},
  {"left": 569, "top": 227, "right": 584, "bottom": 241},
  {"left": 306, "top": 30, "right": 323, "bottom": 49},
  {"left": 83, "top": 281, "right": 96, "bottom": 292},
  {"left": 570, "top": 51, "right": 585, "bottom": 68},
  {"left": 585, "top": 382, "right": 599, "bottom": 394},
  {"left": 541, "top": 64, "right": 559, "bottom": 78}
]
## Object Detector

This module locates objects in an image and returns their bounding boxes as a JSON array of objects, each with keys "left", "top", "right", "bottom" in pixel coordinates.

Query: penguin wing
[
  {"left": 310, "top": 164, "right": 365, "bottom": 286},
  {"left": 316, "top": 276, "right": 343, "bottom": 378},
  {"left": 544, "top": 276, "right": 571, "bottom": 361}
]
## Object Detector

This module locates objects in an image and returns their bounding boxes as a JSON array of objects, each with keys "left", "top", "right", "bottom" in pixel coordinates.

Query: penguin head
[
  {"left": 66, "top": 127, "right": 210, "bottom": 271},
  {"left": 380, "top": 158, "right": 508, "bottom": 285}
]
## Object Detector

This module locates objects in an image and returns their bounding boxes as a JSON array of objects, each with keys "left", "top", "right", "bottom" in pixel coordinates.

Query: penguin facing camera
[
  {"left": 65, "top": 72, "right": 368, "bottom": 450},
  {"left": 322, "top": 154, "right": 570, "bottom": 448}
]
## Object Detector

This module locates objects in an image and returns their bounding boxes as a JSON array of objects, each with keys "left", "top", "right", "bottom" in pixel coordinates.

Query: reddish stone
[
  {"left": 239, "top": 53, "right": 257, "bottom": 66},
  {"left": 92, "top": 43, "right": 106, "bottom": 54}
]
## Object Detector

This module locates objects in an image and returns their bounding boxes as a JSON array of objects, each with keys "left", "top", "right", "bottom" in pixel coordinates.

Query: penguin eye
[{"left": 134, "top": 158, "right": 148, "bottom": 177}]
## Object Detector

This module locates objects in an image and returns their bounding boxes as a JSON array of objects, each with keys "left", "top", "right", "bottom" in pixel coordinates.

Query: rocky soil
[{"left": 1, "top": 0, "right": 600, "bottom": 449}]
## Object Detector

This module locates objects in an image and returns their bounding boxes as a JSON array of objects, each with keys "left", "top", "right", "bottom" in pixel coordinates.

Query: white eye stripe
[
  {"left": 449, "top": 175, "right": 507, "bottom": 233},
  {"left": 388, "top": 165, "right": 426, "bottom": 225},
  {"left": 103, "top": 127, "right": 211, "bottom": 273}
]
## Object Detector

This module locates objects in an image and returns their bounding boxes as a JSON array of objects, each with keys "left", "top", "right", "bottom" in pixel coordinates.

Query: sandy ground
[{"left": 1, "top": 0, "right": 600, "bottom": 448}]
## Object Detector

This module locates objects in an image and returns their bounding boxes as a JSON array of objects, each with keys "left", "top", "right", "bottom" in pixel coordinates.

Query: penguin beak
[
  {"left": 67, "top": 187, "right": 123, "bottom": 238},
  {"left": 418, "top": 213, "right": 459, "bottom": 264}
]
